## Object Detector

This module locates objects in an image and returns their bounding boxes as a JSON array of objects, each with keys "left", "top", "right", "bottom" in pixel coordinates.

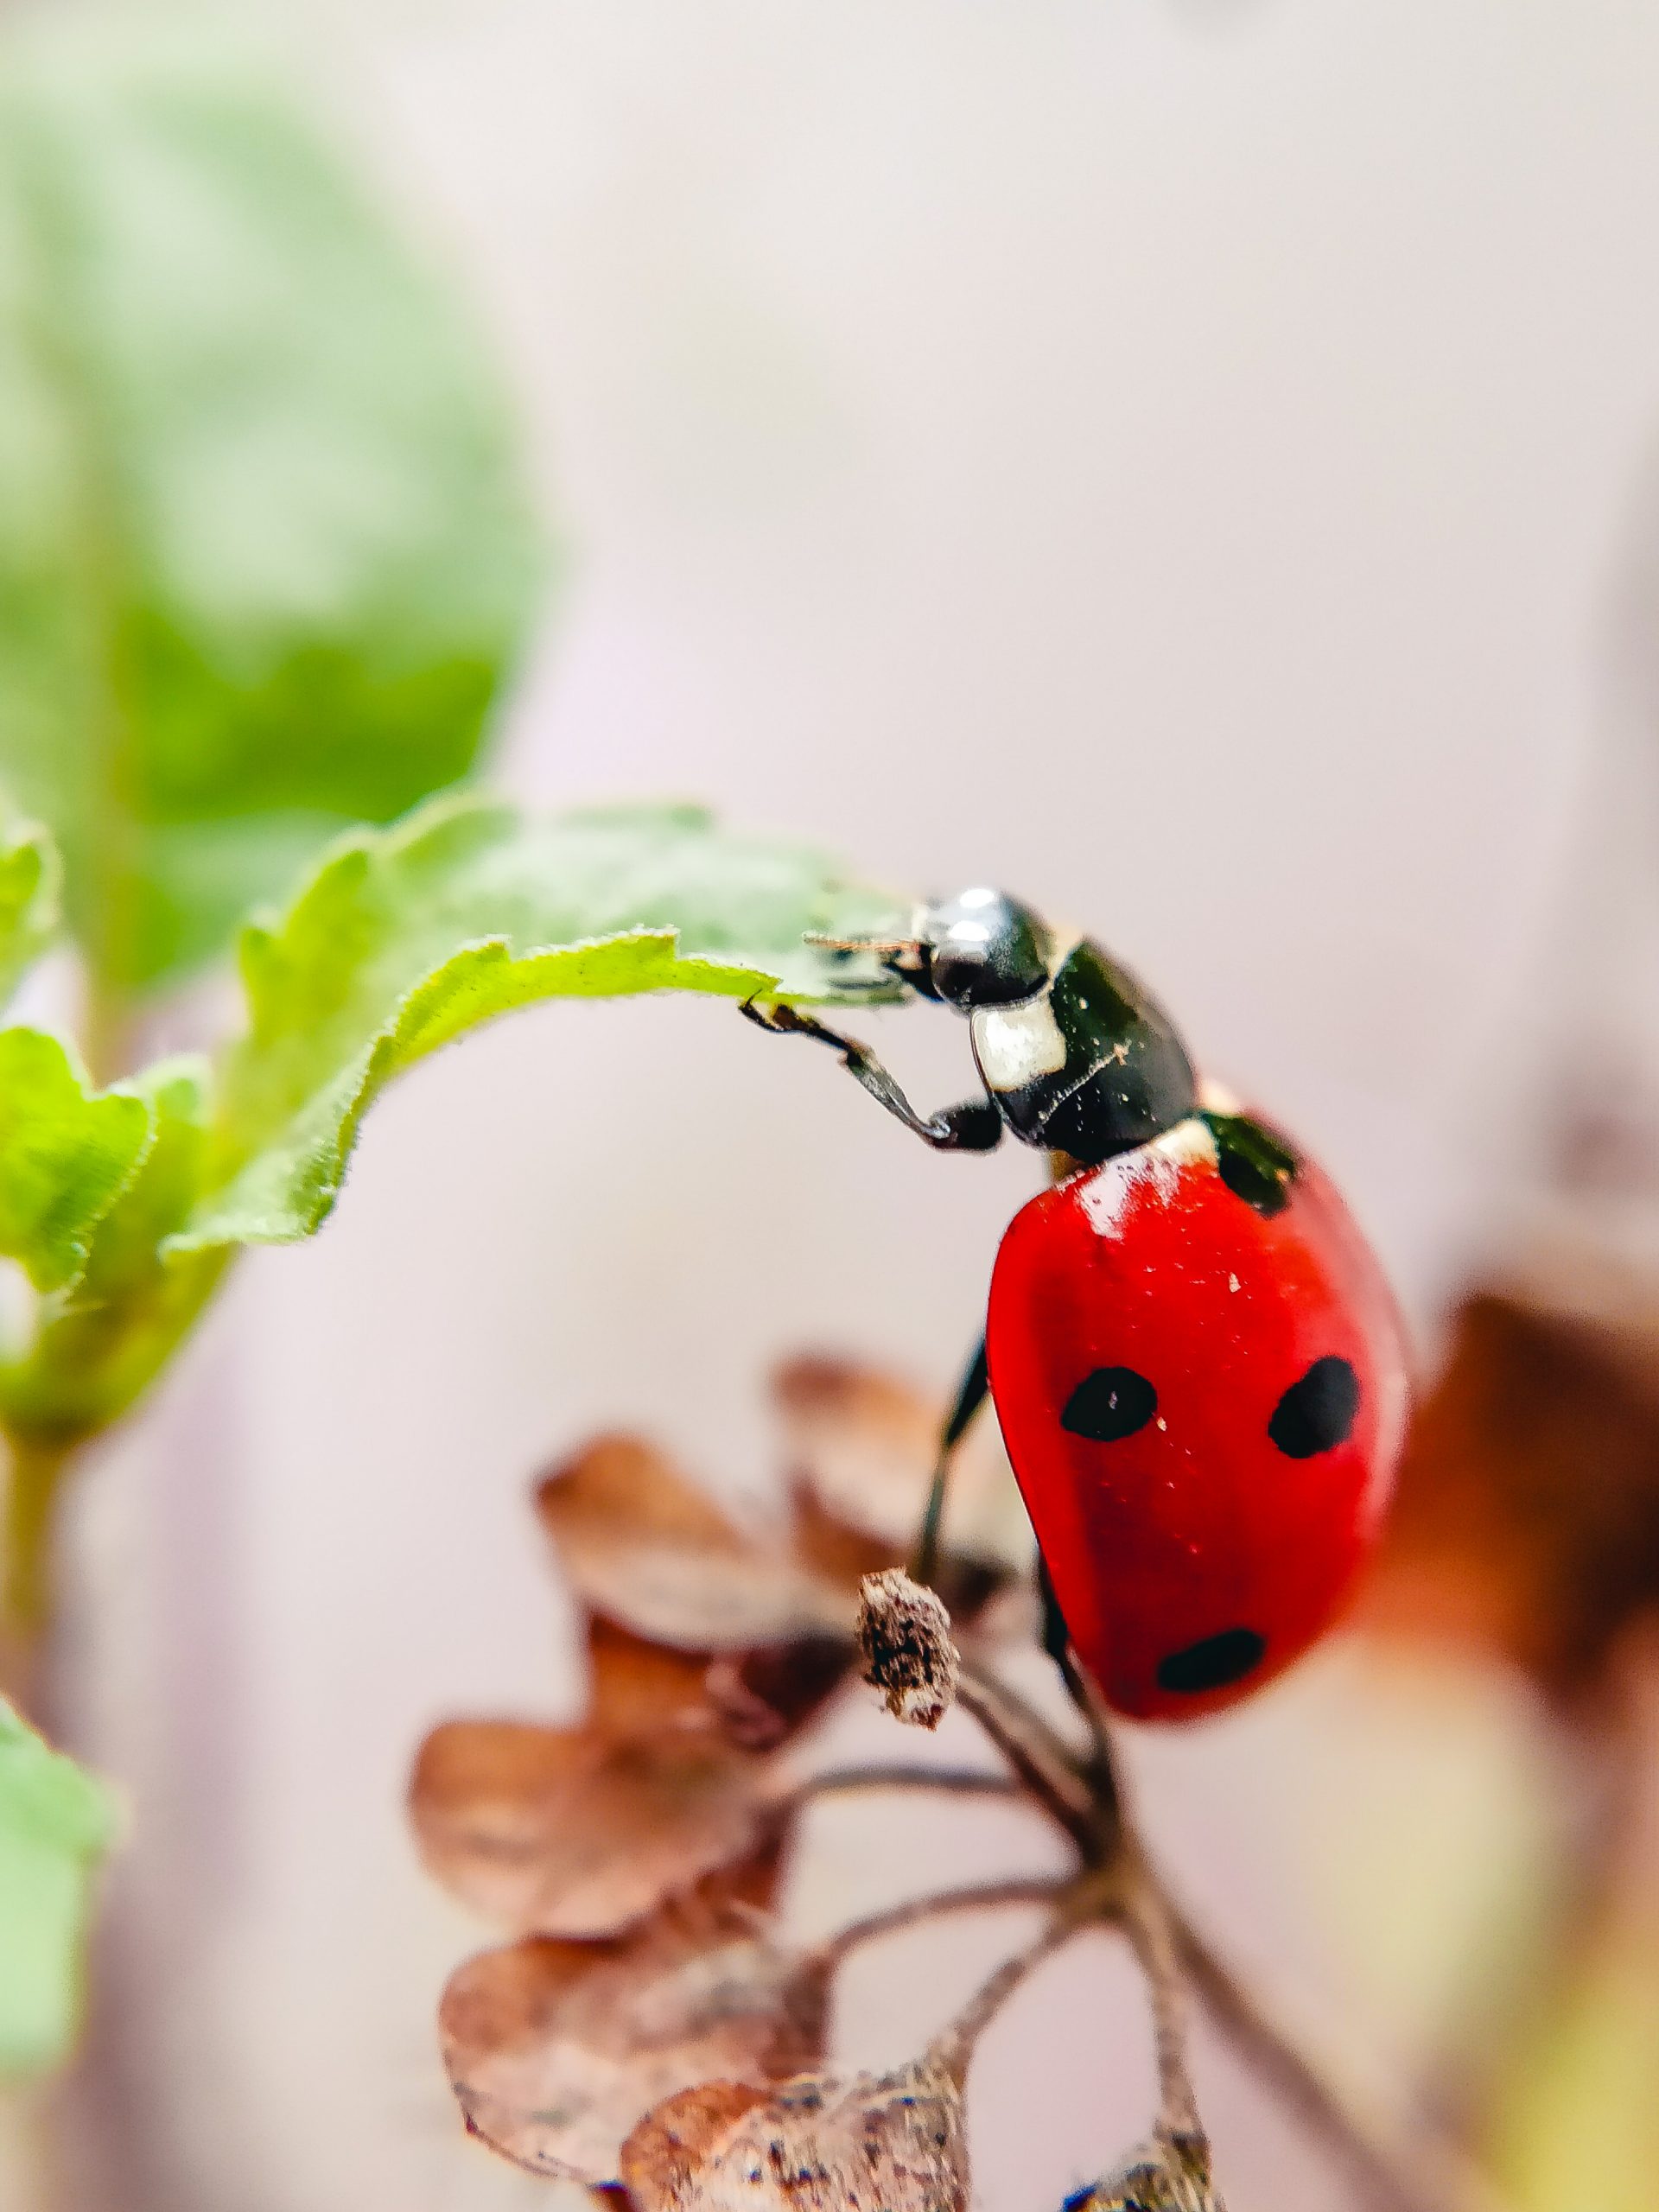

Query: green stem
[
  {"left": 7, "top": 113, "right": 144, "bottom": 1054},
  {"left": 3, "top": 1431, "right": 73, "bottom": 1648},
  {"left": 80, "top": 975, "right": 134, "bottom": 1091}
]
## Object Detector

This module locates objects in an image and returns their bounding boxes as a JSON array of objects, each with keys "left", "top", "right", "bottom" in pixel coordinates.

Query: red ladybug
[
  {"left": 744, "top": 888, "right": 1410, "bottom": 1721},
  {"left": 988, "top": 1115, "right": 1407, "bottom": 1719}
]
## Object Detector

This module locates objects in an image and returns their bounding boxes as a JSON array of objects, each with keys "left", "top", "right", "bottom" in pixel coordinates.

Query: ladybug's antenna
[{"left": 802, "top": 931, "right": 921, "bottom": 956}]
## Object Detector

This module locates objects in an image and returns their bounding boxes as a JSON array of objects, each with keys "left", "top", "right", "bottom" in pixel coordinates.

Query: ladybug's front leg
[
  {"left": 912, "top": 1335, "right": 989, "bottom": 1586},
  {"left": 740, "top": 999, "right": 1003, "bottom": 1152}
]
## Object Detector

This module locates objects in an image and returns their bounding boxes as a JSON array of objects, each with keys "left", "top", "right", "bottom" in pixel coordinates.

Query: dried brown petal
[
  {"left": 1367, "top": 1290, "right": 1659, "bottom": 1695},
  {"left": 410, "top": 1717, "right": 777, "bottom": 1938},
  {"left": 537, "top": 1434, "right": 854, "bottom": 1651},
  {"left": 704, "top": 1640, "right": 855, "bottom": 1750},
  {"left": 1064, "top": 2134, "right": 1220, "bottom": 2212},
  {"left": 774, "top": 1355, "right": 1034, "bottom": 1584},
  {"left": 620, "top": 2055, "right": 969, "bottom": 2212},
  {"left": 439, "top": 1920, "right": 827, "bottom": 2183},
  {"left": 587, "top": 1618, "right": 726, "bottom": 1734},
  {"left": 856, "top": 1569, "right": 959, "bottom": 1730},
  {"left": 586, "top": 1557, "right": 855, "bottom": 1755},
  {"left": 616, "top": 2080, "right": 771, "bottom": 2202},
  {"left": 589, "top": 1599, "right": 853, "bottom": 1756}
]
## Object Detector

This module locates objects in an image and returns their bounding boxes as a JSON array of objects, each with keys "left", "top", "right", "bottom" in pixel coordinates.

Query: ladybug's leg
[
  {"left": 1035, "top": 1558, "right": 1071, "bottom": 1671},
  {"left": 741, "top": 999, "right": 1003, "bottom": 1151},
  {"left": 911, "top": 1335, "right": 989, "bottom": 1585},
  {"left": 1036, "top": 1559, "right": 1116, "bottom": 1783}
]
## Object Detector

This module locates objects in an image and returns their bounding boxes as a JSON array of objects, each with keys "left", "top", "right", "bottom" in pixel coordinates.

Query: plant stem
[
  {"left": 817, "top": 1876, "right": 1070, "bottom": 1969},
  {"left": 897, "top": 1384, "right": 1486, "bottom": 2212},
  {"left": 11, "top": 122, "right": 145, "bottom": 1085},
  {"left": 795, "top": 1764, "right": 1024, "bottom": 1804},
  {"left": 954, "top": 1650, "right": 1100, "bottom": 1851},
  {"left": 931, "top": 1878, "right": 1109, "bottom": 2080},
  {"left": 949, "top": 1619, "right": 1484, "bottom": 2212},
  {"left": 3, "top": 1431, "right": 72, "bottom": 1653},
  {"left": 0, "top": 2082, "right": 66, "bottom": 2212},
  {"left": 1121, "top": 1860, "right": 1204, "bottom": 2148},
  {"left": 81, "top": 978, "right": 134, "bottom": 1093}
]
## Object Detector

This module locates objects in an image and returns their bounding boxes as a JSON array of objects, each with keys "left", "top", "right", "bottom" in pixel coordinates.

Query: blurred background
[{"left": 5, "top": 0, "right": 1659, "bottom": 2207}]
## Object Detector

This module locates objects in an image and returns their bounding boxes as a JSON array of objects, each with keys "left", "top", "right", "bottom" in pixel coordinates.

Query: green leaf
[
  {"left": 0, "top": 1700, "right": 114, "bottom": 2077},
  {"left": 0, "top": 1028, "right": 150, "bottom": 1292},
  {"left": 0, "top": 1056, "right": 226, "bottom": 1440},
  {"left": 1492, "top": 1938, "right": 1659, "bottom": 2212},
  {"left": 175, "top": 796, "right": 905, "bottom": 1253},
  {"left": 0, "top": 804, "right": 906, "bottom": 1445},
  {"left": 0, "top": 22, "right": 541, "bottom": 994},
  {"left": 0, "top": 797, "right": 57, "bottom": 1006}
]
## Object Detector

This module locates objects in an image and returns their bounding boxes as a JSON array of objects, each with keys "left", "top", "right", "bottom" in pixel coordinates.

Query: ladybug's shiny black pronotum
[{"left": 745, "top": 888, "right": 1408, "bottom": 1723}]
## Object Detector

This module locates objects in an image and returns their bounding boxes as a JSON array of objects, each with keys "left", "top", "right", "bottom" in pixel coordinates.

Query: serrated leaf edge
[
  {"left": 0, "top": 810, "right": 62, "bottom": 1004},
  {"left": 0, "top": 1028, "right": 157, "bottom": 1293},
  {"left": 167, "top": 926, "right": 787, "bottom": 1255}
]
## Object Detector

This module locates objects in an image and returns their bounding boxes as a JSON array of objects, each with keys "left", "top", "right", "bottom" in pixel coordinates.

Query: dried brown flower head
[
  {"left": 856, "top": 1567, "right": 960, "bottom": 1730},
  {"left": 1368, "top": 1287, "right": 1659, "bottom": 1700}
]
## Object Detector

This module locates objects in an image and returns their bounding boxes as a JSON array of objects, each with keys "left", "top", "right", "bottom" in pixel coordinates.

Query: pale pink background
[{"left": 55, "top": 3, "right": 1659, "bottom": 2207}]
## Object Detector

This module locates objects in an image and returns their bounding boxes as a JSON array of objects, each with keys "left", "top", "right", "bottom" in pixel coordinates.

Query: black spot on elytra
[
  {"left": 1268, "top": 1355, "right": 1360, "bottom": 1458},
  {"left": 1202, "top": 1109, "right": 1298, "bottom": 1217},
  {"left": 1155, "top": 1626, "right": 1267, "bottom": 1695},
  {"left": 1060, "top": 1366, "right": 1156, "bottom": 1441}
]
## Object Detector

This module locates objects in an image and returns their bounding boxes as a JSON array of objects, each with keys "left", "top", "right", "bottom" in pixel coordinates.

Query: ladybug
[{"left": 743, "top": 888, "right": 1408, "bottom": 1722}]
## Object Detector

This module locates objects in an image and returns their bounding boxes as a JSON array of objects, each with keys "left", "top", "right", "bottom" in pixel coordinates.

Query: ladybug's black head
[{"left": 895, "top": 888, "right": 1052, "bottom": 1011}]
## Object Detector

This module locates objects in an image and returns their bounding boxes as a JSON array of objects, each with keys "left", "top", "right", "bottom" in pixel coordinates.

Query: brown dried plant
[
  {"left": 413, "top": 1357, "right": 1503, "bottom": 2212},
  {"left": 1367, "top": 1285, "right": 1659, "bottom": 1707}
]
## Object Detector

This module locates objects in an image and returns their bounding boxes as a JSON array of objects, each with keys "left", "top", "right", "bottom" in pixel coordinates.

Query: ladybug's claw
[
  {"left": 738, "top": 994, "right": 801, "bottom": 1036},
  {"left": 740, "top": 998, "right": 859, "bottom": 1053},
  {"left": 930, "top": 1098, "right": 1004, "bottom": 1152},
  {"left": 739, "top": 998, "right": 1003, "bottom": 1154}
]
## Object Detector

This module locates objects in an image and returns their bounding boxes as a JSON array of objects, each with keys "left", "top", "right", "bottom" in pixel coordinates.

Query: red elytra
[{"left": 987, "top": 1116, "right": 1409, "bottom": 1723}]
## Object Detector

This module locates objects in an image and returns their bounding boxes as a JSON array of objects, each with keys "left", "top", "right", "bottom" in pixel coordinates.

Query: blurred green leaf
[
  {"left": 1492, "top": 1942, "right": 1659, "bottom": 2212},
  {"left": 0, "top": 803, "right": 902, "bottom": 1440},
  {"left": 0, "top": 798, "right": 57, "bottom": 1006},
  {"left": 0, "top": 23, "right": 541, "bottom": 995},
  {"left": 174, "top": 796, "right": 903, "bottom": 1252},
  {"left": 0, "top": 1700, "right": 114, "bottom": 2078},
  {"left": 0, "top": 1055, "right": 225, "bottom": 1441},
  {"left": 0, "top": 1028, "right": 150, "bottom": 1293}
]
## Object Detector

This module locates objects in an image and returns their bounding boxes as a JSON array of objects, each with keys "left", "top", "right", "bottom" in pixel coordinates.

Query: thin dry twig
[
  {"left": 1122, "top": 1863, "right": 1204, "bottom": 2147},
  {"left": 792, "top": 1763, "right": 1022, "bottom": 1804},
  {"left": 931, "top": 1897, "right": 1085, "bottom": 2077},
  {"left": 814, "top": 1877, "right": 1074, "bottom": 1970},
  {"left": 946, "top": 1619, "right": 1491, "bottom": 2212},
  {"left": 953, "top": 1650, "right": 1099, "bottom": 1849}
]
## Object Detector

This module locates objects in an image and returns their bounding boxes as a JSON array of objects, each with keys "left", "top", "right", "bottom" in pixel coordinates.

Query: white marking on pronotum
[
  {"left": 969, "top": 928, "right": 1080, "bottom": 1091},
  {"left": 1077, "top": 1116, "right": 1217, "bottom": 1239},
  {"left": 1198, "top": 1076, "right": 1243, "bottom": 1116},
  {"left": 973, "top": 995, "right": 1067, "bottom": 1092}
]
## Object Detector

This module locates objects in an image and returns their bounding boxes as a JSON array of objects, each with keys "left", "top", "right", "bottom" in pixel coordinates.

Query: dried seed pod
[
  {"left": 621, "top": 2054, "right": 969, "bottom": 2212},
  {"left": 856, "top": 1569, "right": 959, "bottom": 1731},
  {"left": 1063, "top": 2133, "right": 1220, "bottom": 2212}
]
